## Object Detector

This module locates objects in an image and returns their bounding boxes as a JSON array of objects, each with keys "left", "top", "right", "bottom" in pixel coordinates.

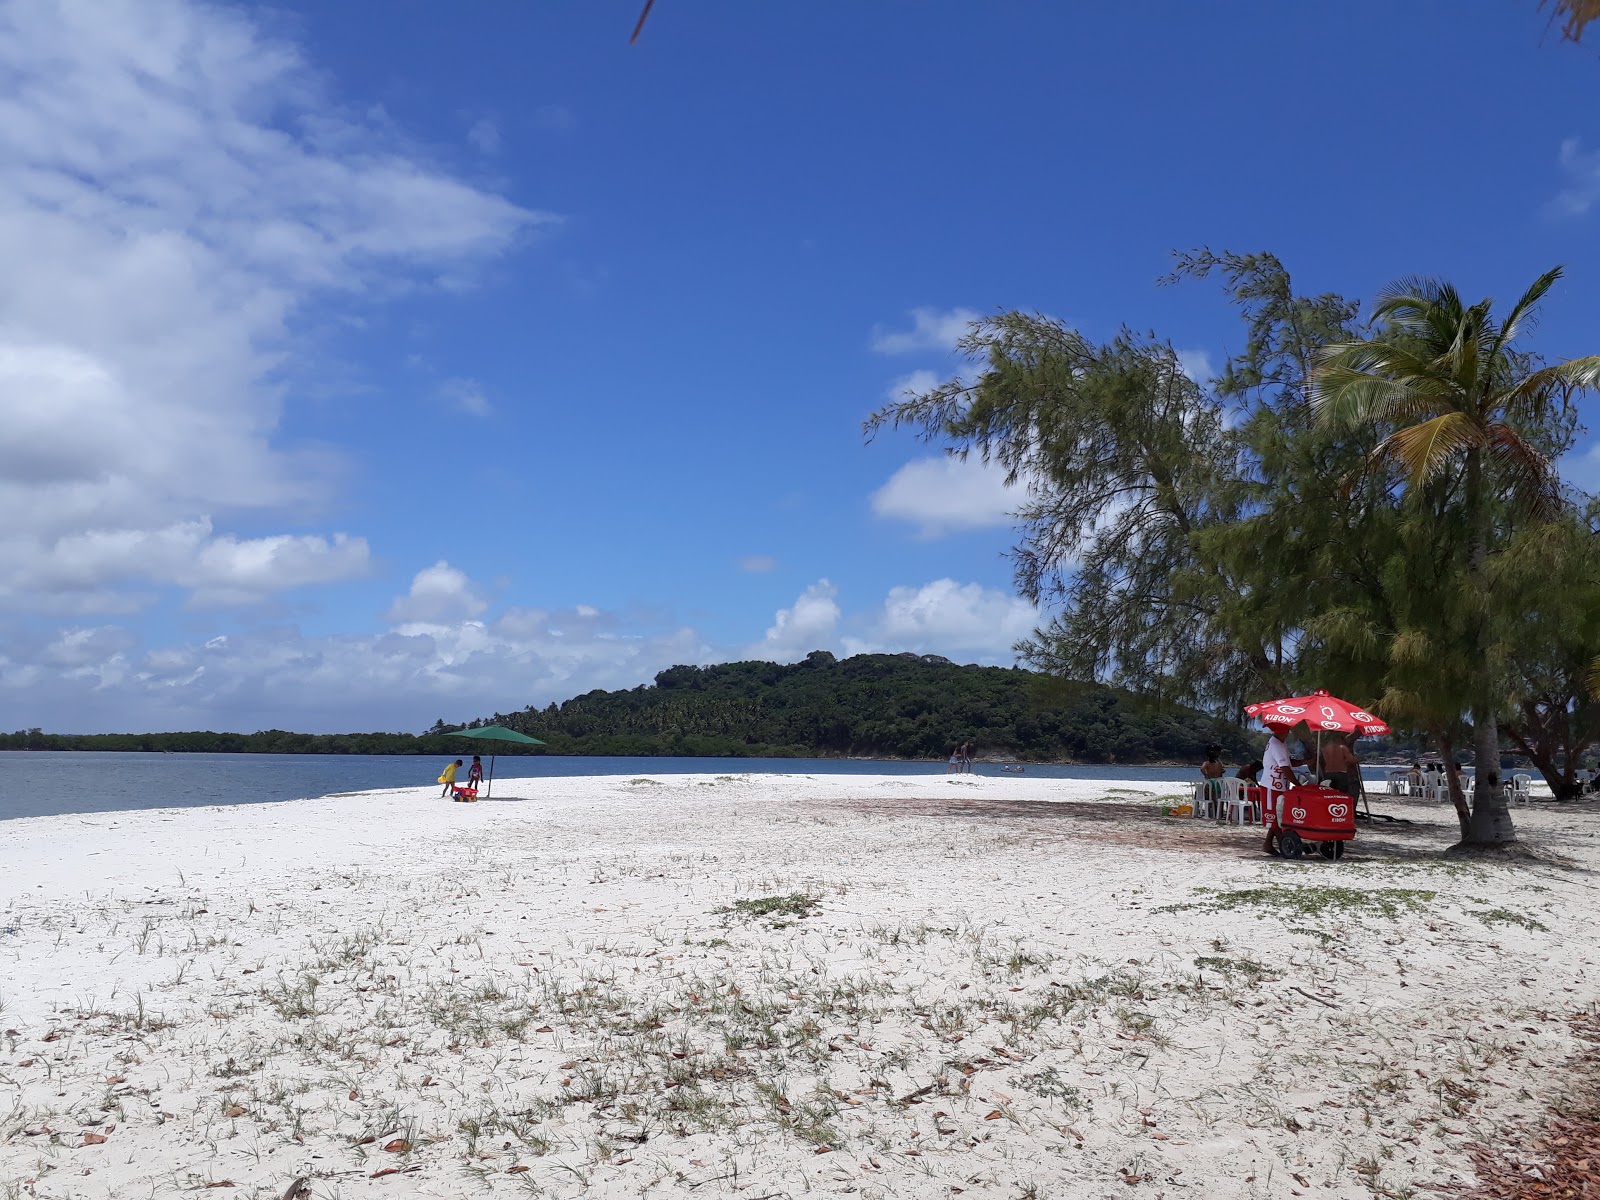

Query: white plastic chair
[
  {"left": 1510, "top": 773, "right": 1532, "bottom": 805},
  {"left": 1220, "top": 777, "right": 1256, "bottom": 825},
  {"left": 1194, "top": 779, "right": 1226, "bottom": 819}
]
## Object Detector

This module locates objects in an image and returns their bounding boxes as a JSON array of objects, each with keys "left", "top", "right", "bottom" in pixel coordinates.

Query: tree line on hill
[
  {"left": 2, "top": 652, "right": 1258, "bottom": 764},
  {"left": 478, "top": 651, "right": 1256, "bottom": 762}
]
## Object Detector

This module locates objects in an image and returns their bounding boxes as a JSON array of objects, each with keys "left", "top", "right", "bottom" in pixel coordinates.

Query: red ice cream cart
[
  {"left": 1243, "top": 690, "right": 1390, "bottom": 862},
  {"left": 1262, "top": 783, "right": 1357, "bottom": 859}
]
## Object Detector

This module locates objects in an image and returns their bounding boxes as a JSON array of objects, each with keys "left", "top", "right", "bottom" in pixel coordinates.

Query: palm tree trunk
[{"left": 1463, "top": 449, "right": 1516, "bottom": 846}]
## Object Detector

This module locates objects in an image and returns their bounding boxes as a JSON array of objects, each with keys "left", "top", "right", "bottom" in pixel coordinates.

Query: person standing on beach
[
  {"left": 439, "top": 758, "right": 462, "bottom": 797},
  {"left": 947, "top": 746, "right": 962, "bottom": 774},
  {"left": 1319, "top": 734, "right": 1360, "bottom": 801},
  {"left": 960, "top": 742, "right": 973, "bottom": 773},
  {"left": 467, "top": 756, "right": 484, "bottom": 791},
  {"left": 1261, "top": 726, "right": 1306, "bottom": 854}
]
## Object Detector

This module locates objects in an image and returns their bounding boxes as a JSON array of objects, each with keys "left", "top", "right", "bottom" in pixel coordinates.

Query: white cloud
[
  {"left": 1558, "top": 439, "right": 1600, "bottom": 495},
  {"left": 746, "top": 576, "right": 1034, "bottom": 667},
  {"left": 737, "top": 555, "right": 777, "bottom": 573},
  {"left": 844, "top": 579, "right": 1038, "bottom": 662},
  {"left": 746, "top": 580, "right": 840, "bottom": 662},
  {"left": 882, "top": 368, "right": 940, "bottom": 403},
  {"left": 440, "top": 377, "right": 492, "bottom": 416},
  {"left": 1176, "top": 348, "right": 1215, "bottom": 385},
  {"left": 0, "top": 605, "right": 712, "bottom": 734},
  {"left": 0, "top": 576, "right": 1041, "bottom": 732},
  {"left": 0, "top": 0, "right": 547, "bottom": 611},
  {"left": 385, "top": 561, "right": 488, "bottom": 625},
  {"left": 40, "top": 625, "right": 140, "bottom": 669},
  {"left": 870, "top": 307, "right": 981, "bottom": 355},
  {"left": 1551, "top": 137, "right": 1600, "bottom": 217},
  {"left": 184, "top": 532, "right": 371, "bottom": 608},
  {"left": 871, "top": 455, "right": 1021, "bottom": 538},
  {"left": 467, "top": 116, "right": 501, "bottom": 154},
  {"left": 0, "top": 518, "right": 370, "bottom": 610}
]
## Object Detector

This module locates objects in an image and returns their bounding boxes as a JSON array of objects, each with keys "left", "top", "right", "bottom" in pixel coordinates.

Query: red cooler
[{"left": 1265, "top": 784, "right": 1355, "bottom": 860}]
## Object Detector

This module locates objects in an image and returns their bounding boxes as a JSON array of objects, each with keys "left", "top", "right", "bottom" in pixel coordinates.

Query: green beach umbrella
[{"left": 445, "top": 726, "right": 546, "bottom": 800}]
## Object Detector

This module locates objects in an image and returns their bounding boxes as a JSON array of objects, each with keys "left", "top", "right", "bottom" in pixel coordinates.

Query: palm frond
[
  {"left": 1374, "top": 275, "right": 1452, "bottom": 314},
  {"left": 1487, "top": 423, "right": 1560, "bottom": 519},
  {"left": 1492, "top": 266, "right": 1563, "bottom": 356},
  {"left": 1499, "top": 355, "right": 1600, "bottom": 424},
  {"left": 1314, "top": 340, "right": 1457, "bottom": 408},
  {"left": 1381, "top": 412, "right": 1486, "bottom": 485},
  {"left": 1311, "top": 366, "right": 1409, "bottom": 427},
  {"left": 1545, "top": 1, "right": 1600, "bottom": 45},
  {"left": 629, "top": 0, "right": 656, "bottom": 44}
]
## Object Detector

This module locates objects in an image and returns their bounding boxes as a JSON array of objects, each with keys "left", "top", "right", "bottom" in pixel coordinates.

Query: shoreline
[{"left": 2, "top": 772, "right": 1593, "bottom": 1198}]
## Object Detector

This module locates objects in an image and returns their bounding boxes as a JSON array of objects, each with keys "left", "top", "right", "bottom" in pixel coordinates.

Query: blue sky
[{"left": 4, "top": 0, "right": 1600, "bottom": 733}]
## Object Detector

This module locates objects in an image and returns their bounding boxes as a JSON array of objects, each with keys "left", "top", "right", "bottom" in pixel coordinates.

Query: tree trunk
[
  {"left": 1506, "top": 726, "right": 1578, "bottom": 799},
  {"left": 1463, "top": 449, "right": 1516, "bottom": 846},
  {"left": 1435, "top": 725, "right": 1471, "bottom": 842},
  {"left": 1503, "top": 695, "right": 1590, "bottom": 800}
]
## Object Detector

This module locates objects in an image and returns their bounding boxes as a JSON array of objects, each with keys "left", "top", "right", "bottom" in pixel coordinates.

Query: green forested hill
[
  {"left": 476, "top": 651, "right": 1254, "bottom": 762},
  {"left": 4, "top": 652, "right": 1255, "bottom": 762}
]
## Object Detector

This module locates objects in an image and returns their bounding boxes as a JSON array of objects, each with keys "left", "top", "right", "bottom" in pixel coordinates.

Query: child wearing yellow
[{"left": 438, "top": 759, "right": 462, "bottom": 797}]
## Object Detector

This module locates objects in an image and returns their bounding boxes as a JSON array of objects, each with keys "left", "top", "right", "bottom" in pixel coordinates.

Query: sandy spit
[{"left": 2, "top": 772, "right": 1597, "bottom": 1200}]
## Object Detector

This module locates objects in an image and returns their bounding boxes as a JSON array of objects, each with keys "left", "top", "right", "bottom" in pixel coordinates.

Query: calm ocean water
[{"left": 0, "top": 752, "right": 1400, "bottom": 823}]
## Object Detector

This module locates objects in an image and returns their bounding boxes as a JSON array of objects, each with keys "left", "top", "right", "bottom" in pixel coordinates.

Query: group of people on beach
[
  {"left": 1200, "top": 730, "right": 1362, "bottom": 800},
  {"left": 438, "top": 756, "right": 484, "bottom": 800},
  {"left": 946, "top": 742, "right": 974, "bottom": 773}
]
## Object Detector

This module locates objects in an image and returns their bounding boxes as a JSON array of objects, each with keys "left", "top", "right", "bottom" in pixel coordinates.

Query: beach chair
[
  {"left": 1192, "top": 779, "right": 1227, "bottom": 819},
  {"left": 1220, "top": 777, "right": 1257, "bottom": 824},
  {"left": 1509, "top": 773, "right": 1531, "bottom": 806}
]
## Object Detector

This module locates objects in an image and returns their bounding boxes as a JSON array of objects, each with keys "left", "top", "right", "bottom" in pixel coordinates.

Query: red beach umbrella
[{"left": 1244, "top": 690, "right": 1390, "bottom": 737}]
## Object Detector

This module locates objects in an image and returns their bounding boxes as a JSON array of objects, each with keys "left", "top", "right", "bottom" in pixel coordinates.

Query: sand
[{"left": 2, "top": 772, "right": 1598, "bottom": 1199}]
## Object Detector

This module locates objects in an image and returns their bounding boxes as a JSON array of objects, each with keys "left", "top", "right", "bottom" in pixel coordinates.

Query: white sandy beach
[{"left": 3, "top": 772, "right": 1598, "bottom": 1200}]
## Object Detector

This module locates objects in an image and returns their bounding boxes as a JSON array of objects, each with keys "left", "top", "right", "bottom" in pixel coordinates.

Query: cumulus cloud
[
  {"left": 871, "top": 455, "right": 1021, "bottom": 538},
  {"left": 385, "top": 561, "right": 488, "bottom": 626},
  {"left": 1176, "top": 348, "right": 1215, "bottom": 385},
  {"left": 184, "top": 532, "right": 372, "bottom": 608},
  {"left": 0, "top": 0, "right": 545, "bottom": 612},
  {"left": 844, "top": 579, "right": 1037, "bottom": 661},
  {"left": 1551, "top": 137, "right": 1600, "bottom": 217},
  {"left": 870, "top": 307, "right": 981, "bottom": 355},
  {"left": 0, "top": 518, "right": 370, "bottom": 611},
  {"left": 2, "top": 575, "right": 1040, "bottom": 732},
  {"left": 746, "top": 581, "right": 841, "bottom": 662},
  {"left": 0, "top": 605, "right": 711, "bottom": 734},
  {"left": 736, "top": 555, "right": 777, "bottom": 573},
  {"left": 882, "top": 368, "right": 941, "bottom": 403},
  {"left": 745, "top": 577, "right": 1034, "bottom": 667},
  {"left": 1558, "top": 439, "right": 1600, "bottom": 495}
]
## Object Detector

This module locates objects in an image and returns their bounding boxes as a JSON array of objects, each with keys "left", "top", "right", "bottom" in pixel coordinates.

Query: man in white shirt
[{"left": 1261, "top": 724, "right": 1305, "bottom": 854}]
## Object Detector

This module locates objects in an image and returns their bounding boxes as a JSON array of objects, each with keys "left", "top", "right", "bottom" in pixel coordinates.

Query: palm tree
[
  {"left": 1546, "top": 0, "right": 1600, "bottom": 42},
  {"left": 1312, "top": 267, "right": 1600, "bottom": 846}
]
